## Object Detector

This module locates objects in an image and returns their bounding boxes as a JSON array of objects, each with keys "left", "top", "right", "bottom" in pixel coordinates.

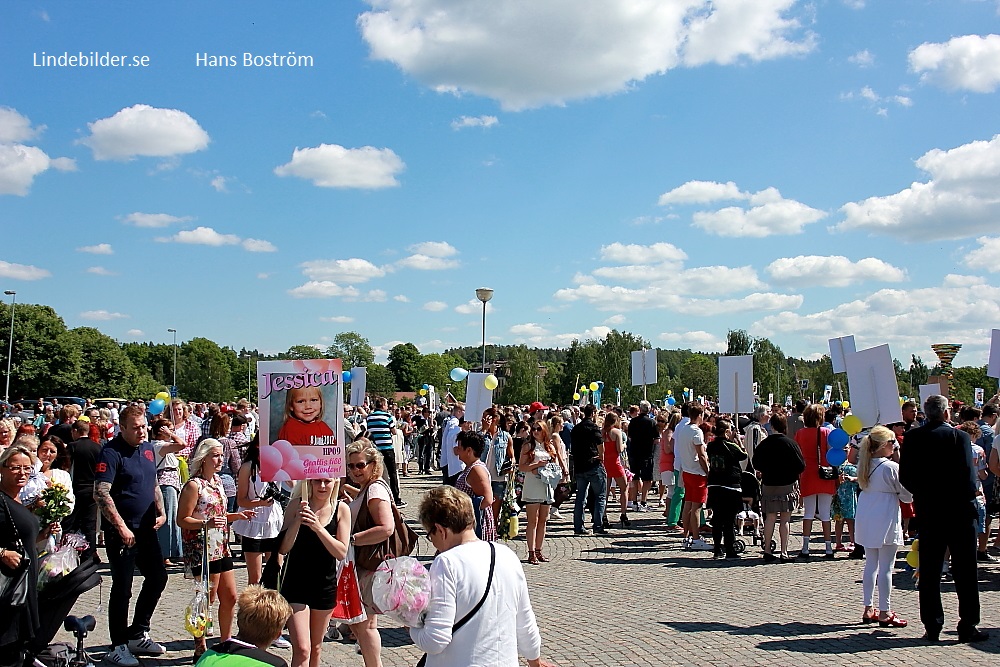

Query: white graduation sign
[
  {"left": 718, "top": 355, "right": 754, "bottom": 415},
  {"left": 631, "top": 349, "right": 658, "bottom": 387},
  {"left": 349, "top": 366, "right": 367, "bottom": 407},
  {"left": 464, "top": 372, "right": 494, "bottom": 421},
  {"left": 988, "top": 329, "right": 1000, "bottom": 379},
  {"left": 844, "top": 344, "right": 903, "bottom": 428},
  {"left": 919, "top": 383, "right": 941, "bottom": 407},
  {"left": 828, "top": 335, "right": 856, "bottom": 374}
]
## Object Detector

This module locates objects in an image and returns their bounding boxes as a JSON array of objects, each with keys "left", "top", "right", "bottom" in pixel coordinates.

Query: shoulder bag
[
  {"left": 0, "top": 494, "right": 30, "bottom": 608},
  {"left": 415, "top": 542, "right": 495, "bottom": 667},
  {"left": 354, "top": 480, "right": 419, "bottom": 571},
  {"left": 817, "top": 428, "right": 838, "bottom": 481}
]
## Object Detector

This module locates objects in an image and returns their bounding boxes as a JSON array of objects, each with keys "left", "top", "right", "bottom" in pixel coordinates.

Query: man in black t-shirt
[
  {"left": 95, "top": 405, "right": 168, "bottom": 667},
  {"left": 63, "top": 420, "right": 103, "bottom": 560},
  {"left": 626, "top": 400, "right": 659, "bottom": 511},
  {"left": 571, "top": 404, "right": 607, "bottom": 535}
]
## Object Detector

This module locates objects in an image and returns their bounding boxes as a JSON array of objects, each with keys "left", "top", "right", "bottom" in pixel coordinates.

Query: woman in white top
[
  {"left": 517, "top": 421, "right": 566, "bottom": 565},
  {"left": 411, "top": 486, "right": 553, "bottom": 667},
  {"left": 37, "top": 434, "right": 75, "bottom": 512},
  {"left": 232, "top": 434, "right": 284, "bottom": 586},
  {"left": 854, "top": 425, "right": 913, "bottom": 628}
]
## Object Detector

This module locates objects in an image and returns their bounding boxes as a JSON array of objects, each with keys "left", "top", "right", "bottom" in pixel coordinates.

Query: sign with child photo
[{"left": 257, "top": 358, "right": 346, "bottom": 481}]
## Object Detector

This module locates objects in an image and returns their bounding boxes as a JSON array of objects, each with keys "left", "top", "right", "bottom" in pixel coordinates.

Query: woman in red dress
[
  {"left": 795, "top": 404, "right": 837, "bottom": 559},
  {"left": 602, "top": 413, "right": 631, "bottom": 527}
]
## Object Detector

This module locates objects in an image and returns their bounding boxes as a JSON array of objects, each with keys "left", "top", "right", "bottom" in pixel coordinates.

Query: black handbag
[
  {"left": 816, "top": 428, "right": 838, "bottom": 481},
  {"left": 0, "top": 494, "right": 29, "bottom": 608}
]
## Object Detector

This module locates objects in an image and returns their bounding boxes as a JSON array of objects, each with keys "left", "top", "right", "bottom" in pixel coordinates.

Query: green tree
[
  {"left": 680, "top": 355, "right": 718, "bottom": 399},
  {"left": 122, "top": 342, "right": 174, "bottom": 387},
  {"left": 953, "top": 365, "right": 991, "bottom": 405},
  {"left": 326, "top": 332, "right": 374, "bottom": 369},
  {"left": 417, "top": 353, "right": 468, "bottom": 401},
  {"left": 65, "top": 327, "right": 142, "bottom": 397},
  {"left": 0, "top": 302, "right": 81, "bottom": 398},
  {"left": 498, "top": 345, "right": 541, "bottom": 404},
  {"left": 751, "top": 337, "right": 787, "bottom": 403},
  {"left": 387, "top": 343, "right": 421, "bottom": 392},
  {"left": 725, "top": 329, "right": 753, "bottom": 356},
  {"left": 600, "top": 331, "right": 649, "bottom": 406},
  {"left": 909, "top": 355, "right": 930, "bottom": 389},
  {"left": 365, "top": 363, "right": 397, "bottom": 399},
  {"left": 178, "top": 337, "right": 234, "bottom": 402},
  {"left": 284, "top": 344, "right": 325, "bottom": 360}
]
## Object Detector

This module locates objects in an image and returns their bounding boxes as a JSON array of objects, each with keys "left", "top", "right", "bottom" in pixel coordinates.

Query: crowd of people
[{"left": 0, "top": 388, "right": 996, "bottom": 666}]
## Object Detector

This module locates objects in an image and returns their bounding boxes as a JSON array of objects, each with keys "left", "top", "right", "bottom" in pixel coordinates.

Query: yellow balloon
[
  {"left": 667, "top": 390, "right": 672, "bottom": 395},
  {"left": 573, "top": 393, "right": 581, "bottom": 400},
  {"left": 484, "top": 374, "right": 499, "bottom": 390},
  {"left": 589, "top": 382, "right": 599, "bottom": 392},
  {"left": 419, "top": 389, "right": 427, "bottom": 396},
  {"left": 683, "top": 387, "right": 689, "bottom": 392},
  {"left": 905, "top": 551, "right": 919, "bottom": 568},
  {"left": 899, "top": 397, "right": 905, "bottom": 405},
  {"left": 911, "top": 538, "right": 919, "bottom": 551},
  {"left": 580, "top": 385, "right": 587, "bottom": 393},
  {"left": 842, "top": 415, "right": 863, "bottom": 436},
  {"left": 155, "top": 391, "right": 170, "bottom": 403},
  {"left": 842, "top": 401, "right": 850, "bottom": 409}
]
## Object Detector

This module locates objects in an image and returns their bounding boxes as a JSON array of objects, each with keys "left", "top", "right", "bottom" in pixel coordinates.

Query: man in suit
[{"left": 899, "top": 395, "right": 988, "bottom": 643}]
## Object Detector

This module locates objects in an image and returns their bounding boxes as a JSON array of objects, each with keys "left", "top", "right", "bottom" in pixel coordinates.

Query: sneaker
[
  {"left": 688, "top": 538, "right": 714, "bottom": 551},
  {"left": 550, "top": 508, "right": 562, "bottom": 519},
  {"left": 395, "top": 500, "right": 408, "bottom": 509},
  {"left": 637, "top": 503, "right": 649, "bottom": 513},
  {"left": 128, "top": 632, "right": 166, "bottom": 656},
  {"left": 626, "top": 502, "right": 637, "bottom": 511},
  {"left": 105, "top": 645, "right": 139, "bottom": 667},
  {"left": 978, "top": 551, "right": 997, "bottom": 562},
  {"left": 272, "top": 637, "right": 292, "bottom": 649}
]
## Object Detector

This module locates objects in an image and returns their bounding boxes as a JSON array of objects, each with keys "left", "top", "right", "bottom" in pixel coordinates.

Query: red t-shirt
[{"left": 277, "top": 418, "right": 334, "bottom": 445}]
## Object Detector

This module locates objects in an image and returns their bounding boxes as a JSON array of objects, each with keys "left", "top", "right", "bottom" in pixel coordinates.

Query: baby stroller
[
  {"left": 736, "top": 471, "right": 767, "bottom": 550},
  {"left": 28, "top": 556, "right": 102, "bottom": 667}
]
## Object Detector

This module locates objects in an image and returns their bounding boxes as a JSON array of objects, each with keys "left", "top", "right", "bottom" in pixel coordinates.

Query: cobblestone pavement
[{"left": 57, "top": 475, "right": 1000, "bottom": 666}]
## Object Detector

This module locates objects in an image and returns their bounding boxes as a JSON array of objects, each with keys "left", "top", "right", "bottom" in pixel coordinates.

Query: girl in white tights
[{"left": 854, "top": 426, "right": 913, "bottom": 627}]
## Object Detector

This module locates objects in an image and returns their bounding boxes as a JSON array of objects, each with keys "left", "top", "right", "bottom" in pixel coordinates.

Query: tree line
[{"left": 0, "top": 302, "right": 990, "bottom": 406}]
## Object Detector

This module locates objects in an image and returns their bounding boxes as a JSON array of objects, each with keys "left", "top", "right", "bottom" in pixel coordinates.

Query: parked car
[
  {"left": 93, "top": 398, "right": 128, "bottom": 409},
  {"left": 45, "top": 396, "right": 87, "bottom": 409}
]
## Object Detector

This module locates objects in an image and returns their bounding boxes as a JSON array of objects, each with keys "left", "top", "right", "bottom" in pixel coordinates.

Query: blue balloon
[
  {"left": 827, "top": 428, "right": 849, "bottom": 450},
  {"left": 342, "top": 370, "right": 352, "bottom": 383},
  {"left": 826, "top": 447, "right": 847, "bottom": 467},
  {"left": 149, "top": 399, "right": 165, "bottom": 416},
  {"left": 666, "top": 397, "right": 676, "bottom": 406},
  {"left": 449, "top": 367, "right": 469, "bottom": 382},
  {"left": 422, "top": 383, "right": 429, "bottom": 390}
]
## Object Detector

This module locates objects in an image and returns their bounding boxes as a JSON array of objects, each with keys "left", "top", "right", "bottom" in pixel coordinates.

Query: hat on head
[{"left": 529, "top": 401, "right": 546, "bottom": 414}]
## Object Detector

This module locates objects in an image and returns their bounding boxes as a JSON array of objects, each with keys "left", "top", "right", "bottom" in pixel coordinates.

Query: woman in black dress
[{"left": 278, "top": 478, "right": 351, "bottom": 667}]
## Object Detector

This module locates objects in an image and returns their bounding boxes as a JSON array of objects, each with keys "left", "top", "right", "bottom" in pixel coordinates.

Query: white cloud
[
  {"left": 301, "top": 258, "right": 385, "bottom": 284},
  {"left": 0, "top": 260, "right": 50, "bottom": 280},
  {"left": 160, "top": 226, "right": 240, "bottom": 246},
  {"left": 288, "top": 281, "right": 361, "bottom": 299},
  {"left": 81, "top": 104, "right": 210, "bottom": 160},
  {"left": 359, "top": 0, "right": 815, "bottom": 110},
  {"left": 77, "top": 243, "right": 113, "bottom": 255},
  {"left": 658, "top": 330, "right": 726, "bottom": 352},
  {"left": 396, "top": 254, "right": 460, "bottom": 270},
  {"left": 121, "top": 212, "right": 193, "bottom": 228},
  {"left": 554, "top": 282, "right": 801, "bottom": 314},
  {"left": 86, "top": 266, "right": 117, "bottom": 276},
  {"left": 604, "top": 314, "right": 626, "bottom": 326},
  {"left": 320, "top": 315, "right": 355, "bottom": 323},
  {"left": 455, "top": 299, "right": 495, "bottom": 314},
  {"left": 510, "top": 323, "right": 549, "bottom": 336},
  {"left": 274, "top": 144, "right": 404, "bottom": 189},
  {"left": 909, "top": 34, "right": 1000, "bottom": 93},
  {"left": 257, "top": 273, "right": 270, "bottom": 280},
  {"left": 692, "top": 192, "right": 826, "bottom": 237},
  {"left": 658, "top": 180, "right": 744, "bottom": 205},
  {"left": 126, "top": 329, "right": 144, "bottom": 337},
  {"left": 393, "top": 294, "right": 409, "bottom": 302},
  {"left": 80, "top": 310, "right": 128, "bottom": 321},
  {"left": 423, "top": 301, "right": 448, "bottom": 312},
  {"left": 451, "top": 115, "right": 499, "bottom": 130},
  {"left": 358, "top": 289, "right": 387, "bottom": 302},
  {"left": 408, "top": 241, "right": 458, "bottom": 258},
  {"left": 210, "top": 175, "right": 228, "bottom": 192},
  {"left": 765, "top": 255, "right": 907, "bottom": 287},
  {"left": 0, "top": 107, "right": 42, "bottom": 143},
  {"left": 843, "top": 86, "right": 913, "bottom": 115},
  {"left": 965, "top": 237, "right": 1000, "bottom": 272},
  {"left": 600, "top": 241, "right": 687, "bottom": 265},
  {"left": 849, "top": 49, "right": 874, "bottom": 68},
  {"left": 838, "top": 134, "right": 1000, "bottom": 240},
  {"left": 242, "top": 239, "right": 277, "bottom": 252},
  {"left": 0, "top": 142, "right": 75, "bottom": 196}
]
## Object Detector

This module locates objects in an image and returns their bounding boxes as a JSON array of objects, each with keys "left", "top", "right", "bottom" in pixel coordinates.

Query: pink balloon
[
  {"left": 271, "top": 469, "right": 291, "bottom": 483},
  {"left": 260, "top": 446, "right": 282, "bottom": 479},
  {"left": 284, "top": 458, "right": 306, "bottom": 480},
  {"left": 272, "top": 440, "right": 297, "bottom": 466}
]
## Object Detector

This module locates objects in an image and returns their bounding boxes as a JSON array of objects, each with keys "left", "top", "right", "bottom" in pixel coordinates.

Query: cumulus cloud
[
  {"left": 126, "top": 329, "right": 144, "bottom": 337},
  {"left": 909, "top": 34, "right": 1000, "bottom": 93},
  {"left": 658, "top": 180, "right": 743, "bottom": 205},
  {"left": 121, "top": 212, "right": 193, "bottom": 228},
  {"left": 455, "top": 299, "right": 495, "bottom": 315},
  {"left": 86, "top": 266, "right": 117, "bottom": 276},
  {"left": 841, "top": 86, "right": 912, "bottom": 115},
  {"left": 408, "top": 241, "right": 458, "bottom": 258},
  {"left": 451, "top": 115, "right": 499, "bottom": 130},
  {"left": 396, "top": 244, "right": 460, "bottom": 270},
  {"left": 849, "top": 49, "right": 874, "bottom": 67},
  {"left": 0, "top": 139, "right": 76, "bottom": 196},
  {"left": 242, "top": 239, "right": 277, "bottom": 252},
  {"left": 554, "top": 282, "right": 801, "bottom": 314},
  {"left": 965, "top": 237, "right": 1000, "bottom": 272},
  {"left": 302, "top": 258, "right": 385, "bottom": 283},
  {"left": 837, "top": 134, "right": 1000, "bottom": 240},
  {"left": 423, "top": 301, "right": 448, "bottom": 312},
  {"left": 320, "top": 315, "right": 355, "bottom": 323},
  {"left": 80, "top": 310, "right": 128, "bottom": 321},
  {"left": 0, "top": 107, "right": 42, "bottom": 143},
  {"left": 510, "top": 323, "right": 549, "bottom": 336},
  {"left": 393, "top": 295, "right": 409, "bottom": 302},
  {"left": 77, "top": 243, "right": 113, "bottom": 255},
  {"left": 600, "top": 242, "right": 687, "bottom": 265},
  {"left": 288, "top": 281, "right": 361, "bottom": 299},
  {"left": 358, "top": 0, "right": 815, "bottom": 110},
  {"left": 604, "top": 314, "right": 626, "bottom": 326},
  {"left": 274, "top": 144, "right": 404, "bottom": 189},
  {"left": 159, "top": 226, "right": 240, "bottom": 246},
  {"left": 0, "top": 260, "right": 50, "bottom": 280},
  {"left": 81, "top": 104, "right": 210, "bottom": 161},
  {"left": 658, "top": 330, "right": 726, "bottom": 352},
  {"left": 765, "top": 255, "right": 907, "bottom": 287}
]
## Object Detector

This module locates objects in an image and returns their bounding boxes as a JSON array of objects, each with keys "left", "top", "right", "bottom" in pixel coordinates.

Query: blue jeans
[
  {"left": 574, "top": 467, "right": 607, "bottom": 532},
  {"left": 156, "top": 485, "right": 182, "bottom": 559}
]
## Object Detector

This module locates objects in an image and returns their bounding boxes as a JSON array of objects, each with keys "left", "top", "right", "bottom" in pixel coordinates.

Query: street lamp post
[
  {"left": 167, "top": 328, "right": 177, "bottom": 396},
  {"left": 475, "top": 288, "right": 493, "bottom": 373},
  {"left": 3, "top": 291, "right": 15, "bottom": 403}
]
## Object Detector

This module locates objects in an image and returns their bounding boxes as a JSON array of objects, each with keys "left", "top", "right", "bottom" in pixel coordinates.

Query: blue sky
[{"left": 2, "top": 1, "right": 999, "bottom": 368}]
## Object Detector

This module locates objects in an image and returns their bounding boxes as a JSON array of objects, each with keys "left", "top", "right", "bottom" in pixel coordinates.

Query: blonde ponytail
[{"left": 857, "top": 425, "right": 893, "bottom": 491}]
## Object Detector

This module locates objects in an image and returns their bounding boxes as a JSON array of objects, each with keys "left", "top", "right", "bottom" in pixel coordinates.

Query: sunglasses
[
  {"left": 347, "top": 461, "right": 372, "bottom": 471},
  {"left": 5, "top": 466, "right": 31, "bottom": 473},
  {"left": 531, "top": 426, "right": 544, "bottom": 432}
]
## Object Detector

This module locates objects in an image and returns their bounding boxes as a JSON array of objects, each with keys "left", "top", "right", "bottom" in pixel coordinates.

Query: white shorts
[{"left": 802, "top": 494, "right": 834, "bottom": 522}]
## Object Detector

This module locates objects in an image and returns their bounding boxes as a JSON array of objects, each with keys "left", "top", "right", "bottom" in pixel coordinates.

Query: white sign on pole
[
  {"left": 823, "top": 385, "right": 832, "bottom": 403},
  {"left": 349, "top": 367, "right": 367, "bottom": 407},
  {"left": 829, "top": 335, "right": 857, "bottom": 374},
  {"left": 718, "top": 355, "right": 754, "bottom": 414},
  {"left": 464, "top": 372, "right": 494, "bottom": 420},
  {"left": 631, "top": 349, "right": 658, "bottom": 386},
  {"left": 844, "top": 344, "right": 903, "bottom": 428},
  {"left": 767, "top": 392, "right": 774, "bottom": 406},
  {"left": 919, "top": 383, "right": 941, "bottom": 407},
  {"left": 988, "top": 329, "right": 1000, "bottom": 378}
]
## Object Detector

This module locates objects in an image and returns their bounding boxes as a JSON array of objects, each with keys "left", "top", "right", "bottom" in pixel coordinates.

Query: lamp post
[
  {"left": 167, "top": 328, "right": 177, "bottom": 396},
  {"left": 3, "top": 291, "right": 15, "bottom": 402},
  {"left": 475, "top": 288, "right": 493, "bottom": 373}
]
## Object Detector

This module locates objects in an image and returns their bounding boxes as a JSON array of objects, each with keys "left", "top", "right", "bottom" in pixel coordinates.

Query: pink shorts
[{"left": 682, "top": 472, "right": 708, "bottom": 505}]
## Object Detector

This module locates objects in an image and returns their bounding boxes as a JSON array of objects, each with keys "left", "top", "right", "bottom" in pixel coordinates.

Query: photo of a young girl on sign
[{"left": 257, "top": 358, "right": 346, "bottom": 482}]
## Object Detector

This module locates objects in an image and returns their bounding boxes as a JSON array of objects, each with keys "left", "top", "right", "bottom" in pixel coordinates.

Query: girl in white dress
[{"left": 855, "top": 425, "right": 913, "bottom": 628}]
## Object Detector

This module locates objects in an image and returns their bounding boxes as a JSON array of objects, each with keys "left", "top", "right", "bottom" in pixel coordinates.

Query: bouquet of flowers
[
  {"left": 372, "top": 556, "right": 431, "bottom": 627},
  {"left": 498, "top": 466, "right": 520, "bottom": 541},
  {"left": 37, "top": 532, "right": 88, "bottom": 591},
  {"left": 35, "top": 482, "right": 73, "bottom": 525}
]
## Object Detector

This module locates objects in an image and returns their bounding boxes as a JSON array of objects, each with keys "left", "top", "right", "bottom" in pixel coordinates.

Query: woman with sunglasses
[
  {"left": 343, "top": 439, "right": 394, "bottom": 667},
  {"left": 518, "top": 421, "right": 566, "bottom": 565}
]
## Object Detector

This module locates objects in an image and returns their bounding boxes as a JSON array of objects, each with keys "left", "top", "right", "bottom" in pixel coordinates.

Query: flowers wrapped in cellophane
[
  {"left": 37, "top": 532, "right": 88, "bottom": 590},
  {"left": 372, "top": 556, "right": 431, "bottom": 627}
]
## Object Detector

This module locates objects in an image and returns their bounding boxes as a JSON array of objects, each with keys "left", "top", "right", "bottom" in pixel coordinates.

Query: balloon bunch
[
  {"left": 371, "top": 556, "right": 431, "bottom": 628},
  {"left": 260, "top": 439, "right": 311, "bottom": 482},
  {"left": 148, "top": 390, "right": 171, "bottom": 416},
  {"left": 447, "top": 367, "right": 498, "bottom": 390},
  {"left": 904, "top": 538, "right": 920, "bottom": 580},
  {"left": 825, "top": 415, "right": 862, "bottom": 467}
]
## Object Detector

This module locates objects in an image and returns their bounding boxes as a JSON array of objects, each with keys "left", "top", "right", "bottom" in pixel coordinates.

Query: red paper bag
[{"left": 331, "top": 547, "right": 367, "bottom": 625}]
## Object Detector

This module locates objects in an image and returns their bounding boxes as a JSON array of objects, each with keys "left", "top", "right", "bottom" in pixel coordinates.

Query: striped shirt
[{"left": 366, "top": 410, "right": 396, "bottom": 450}]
